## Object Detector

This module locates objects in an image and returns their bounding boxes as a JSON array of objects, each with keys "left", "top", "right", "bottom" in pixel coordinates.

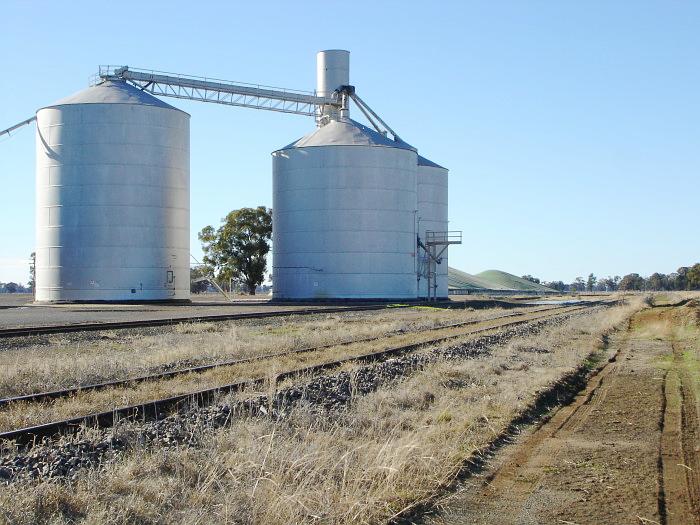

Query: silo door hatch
[{"left": 166, "top": 270, "right": 175, "bottom": 290}]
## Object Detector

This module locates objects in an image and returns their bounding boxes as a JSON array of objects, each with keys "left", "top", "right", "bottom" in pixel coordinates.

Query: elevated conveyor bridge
[{"left": 2, "top": 65, "right": 403, "bottom": 141}]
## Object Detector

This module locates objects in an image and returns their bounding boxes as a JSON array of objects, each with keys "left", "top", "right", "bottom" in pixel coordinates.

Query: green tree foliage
[
  {"left": 189, "top": 266, "right": 210, "bottom": 294},
  {"left": 672, "top": 267, "right": 690, "bottom": 290},
  {"left": 687, "top": 263, "right": 700, "bottom": 290},
  {"left": 667, "top": 272, "right": 681, "bottom": 290},
  {"left": 570, "top": 277, "right": 585, "bottom": 292},
  {"left": 646, "top": 272, "right": 667, "bottom": 291},
  {"left": 586, "top": 273, "right": 597, "bottom": 292},
  {"left": 598, "top": 276, "right": 620, "bottom": 291},
  {"left": 28, "top": 252, "right": 35, "bottom": 294},
  {"left": 198, "top": 207, "right": 272, "bottom": 295},
  {"left": 546, "top": 265, "right": 700, "bottom": 294},
  {"left": 521, "top": 275, "right": 541, "bottom": 284},
  {"left": 544, "top": 280, "right": 566, "bottom": 292},
  {"left": 4, "top": 283, "right": 19, "bottom": 293},
  {"left": 618, "top": 273, "right": 645, "bottom": 291}
]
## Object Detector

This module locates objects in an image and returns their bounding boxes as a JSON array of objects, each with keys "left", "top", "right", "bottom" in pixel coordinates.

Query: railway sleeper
[{"left": 0, "top": 308, "right": 601, "bottom": 483}]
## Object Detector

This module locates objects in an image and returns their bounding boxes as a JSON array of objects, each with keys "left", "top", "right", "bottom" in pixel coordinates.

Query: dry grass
[
  {"left": 0, "top": 305, "right": 569, "bottom": 433},
  {"left": 648, "top": 290, "right": 700, "bottom": 307},
  {"left": 0, "top": 307, "right": 531, "bottom": 399},
  {"left": 0, "top": 300, "right": 645, "bottom": 524}
]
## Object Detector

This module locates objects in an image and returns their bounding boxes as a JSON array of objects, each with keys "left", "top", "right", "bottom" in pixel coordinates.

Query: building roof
[
  {"left": 277, "top": 119, "right": 416, "bottom": 151},
  {"left": 417, "top": 154, "right": 446, "bottom": 170},
  {"left": 41, "top": 80, "right": 186, "bottom": 113}
]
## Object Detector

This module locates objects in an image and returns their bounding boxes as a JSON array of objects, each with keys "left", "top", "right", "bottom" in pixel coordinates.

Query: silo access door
[{"left": 165, "top": 268, "right": 176, "bottom": 296}]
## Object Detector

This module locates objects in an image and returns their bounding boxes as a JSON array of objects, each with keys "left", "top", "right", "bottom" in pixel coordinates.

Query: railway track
[
  {"left": 0, "top": 303, "right": 413, "bottom": 339},
  {"left": 0, "top": 302, "right": 605, "bottom": 446},
  {"left": 0, "top": 304, "right": 570, "bottom": 407}
]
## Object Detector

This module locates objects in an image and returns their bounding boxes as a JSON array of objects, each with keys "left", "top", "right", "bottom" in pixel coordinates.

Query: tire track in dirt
[
  {"left": 679, "top": 372, "right": 700, "bottom": 522},
  {"left": 456, "top": 332, "right": 631, "bottom": 523},
  {"left": 428, "top": 308, "right": 684, "bottom": 525},
  {"left": 661, "top": 340, "right": 700, "bottom": 525}
]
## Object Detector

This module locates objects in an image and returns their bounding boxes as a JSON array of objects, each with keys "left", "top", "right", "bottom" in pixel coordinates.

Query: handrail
[
  {"left": 94, "top": 65, "right": 338, "bottom": 117},
  {"left": 425, "top": 231, "right": 463, "bottom": 245}
]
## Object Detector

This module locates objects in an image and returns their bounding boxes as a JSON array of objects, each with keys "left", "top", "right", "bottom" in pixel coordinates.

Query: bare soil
[{"left": 428, "top": 302, "right": 700, "bottom": 525}]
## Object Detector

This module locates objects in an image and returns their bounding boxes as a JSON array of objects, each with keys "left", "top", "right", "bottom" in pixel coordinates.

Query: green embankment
[
  {"left": 448, "top": 268, "right": 509, "bottom": 290},
  {"left": 448, "top": 268, "right": 556, "bottom": 292},
  {"left": 475, "top": 270, "right": 555, "bottom": 292}
]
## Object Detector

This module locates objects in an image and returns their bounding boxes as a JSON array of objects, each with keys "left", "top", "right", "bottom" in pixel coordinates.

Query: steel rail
[
  {"left": 0, "top": 303, "right": 605, "bottom": 446},
  {"left": 0, "top": 304, "right": 414, "bottom": 339},
  {"left": 0, "top": 304, "right": 575, "bottom": 407}
]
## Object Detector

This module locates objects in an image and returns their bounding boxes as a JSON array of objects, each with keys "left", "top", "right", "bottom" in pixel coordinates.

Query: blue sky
[{"left": 1, "top": 1, "right": 698, "bottom": 285}]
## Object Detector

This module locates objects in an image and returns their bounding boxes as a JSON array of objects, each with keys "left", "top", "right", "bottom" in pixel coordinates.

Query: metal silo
[
  {"left": 417, "top": 155, "right": 449, "bottom": 299},
  {"left": 272, "top": 119, "right": 418, "bottom": 299},
  {"left": 35, "top": 80, "right": 190, "bottom": 302}
]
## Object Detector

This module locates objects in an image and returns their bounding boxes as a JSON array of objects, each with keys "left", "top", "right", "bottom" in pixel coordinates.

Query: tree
[
  {"left": 599, "top": 276, "right": 618, "bottom": 292},
  {"left": 570, "top": 277, "right": 585, "bottom": 292},
  {"left": 687, "top": 263, "right": 700, "bottom": 290},
  {"left": 198, "top": 206, "right": 272, "bottom": 295},
  {"left": 673, "top": 267, "right": 689, "bottom": 290},
  {"left": 4, "top": 282, "right": 19, "bottom": 294},
  {"left": 646, "top": 272, "right": 667, "bottom": 291},
  {"left": 521, "top": 275, "right": 541, "bottom": 284},
  {"left": 586, "top": 273, "right": 597, "bottom": 292},
  {"left": 190, "top": 266, "right": 210, "bottom": 294},
  {"left": 28, "top": 252, "right": 36, "bottom": 295},
  {"left": 618, "top": 273, "right": 645, "bottom": 291},
  {"left": 544, "top": 280, "right": 566, "bottom": 292}
]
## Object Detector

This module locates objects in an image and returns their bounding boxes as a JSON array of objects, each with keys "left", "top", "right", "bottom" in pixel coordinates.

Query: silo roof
[
  {"left": 417, "top": 155, "right": 446, "bottom": 170},
  {"left": 41, "top": 80, "right": 187, "bottom": 113},
  {"left": 277, "top": 119, "right": 415, "bottom": 151}
]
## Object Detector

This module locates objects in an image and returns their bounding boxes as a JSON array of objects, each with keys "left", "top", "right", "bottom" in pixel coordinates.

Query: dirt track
[{"left": 428, "top": 302, "right": 700, "bottom": 525}]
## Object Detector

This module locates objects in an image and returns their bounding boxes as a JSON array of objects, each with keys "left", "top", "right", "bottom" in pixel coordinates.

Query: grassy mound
[
  {"left": 475, "top": 270, "right": 556, "bottom": 292},
  {"left": 448, "top": 267, "right": 509, "bottom": 291}
]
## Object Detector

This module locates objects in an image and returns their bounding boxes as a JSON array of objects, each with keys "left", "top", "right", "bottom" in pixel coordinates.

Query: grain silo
[
  {"left": 417, "top": 155, "right": 449, "bottom": 299},
  {"left": 35, "top": 80, "right": 190, "bottom": 302},
  {"left": 272, "top": 51, "right": 419, "bottom": 300}
]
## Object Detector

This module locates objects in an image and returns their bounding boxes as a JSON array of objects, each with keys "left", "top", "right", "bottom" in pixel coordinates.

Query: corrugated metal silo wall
[
  {"left": 272, "top": 145, "right": 418, "bottom": 299},
  {"left": 417, "top": 164, "right": 449, "bottom": 298},
  {"left": 35, "top": 102, "right": 190, "bottom": 302}
]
